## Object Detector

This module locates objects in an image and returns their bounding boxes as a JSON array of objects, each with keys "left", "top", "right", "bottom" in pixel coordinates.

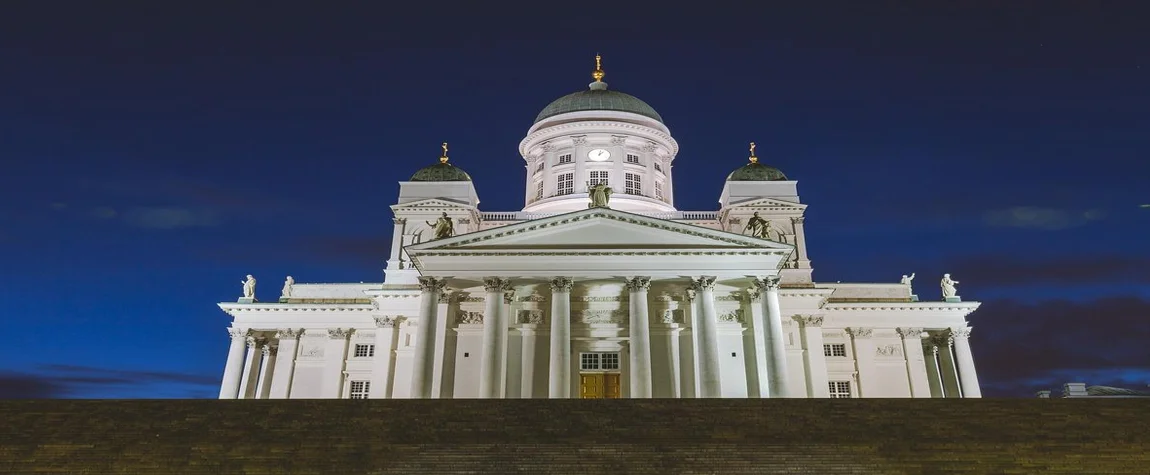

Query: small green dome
[
  {"left": 410, "top": 162, "right": 472, "bottom": 182},
  {"left": 535, "top": 88, "right": 663, "bottom": 124},
  {"left": 726, "top": 162, "right": 788, "bottom": 181}
]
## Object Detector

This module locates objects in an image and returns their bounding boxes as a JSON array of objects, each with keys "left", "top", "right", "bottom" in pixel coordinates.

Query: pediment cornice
[
  {"left": 724, "top": 197, "right": 808, "bottom": 212},
  {"left": 390, "top": 198, "right": 474, "bottom": 211}
]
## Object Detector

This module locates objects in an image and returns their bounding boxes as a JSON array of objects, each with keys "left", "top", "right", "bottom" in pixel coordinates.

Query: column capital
[
  {"left": 684, "top": 287, "right": 697, "bottom": 302},
  {"left": 438, "top": 290, "right": 455, "bottom": 304},
  {"left": 260, "top": 344, "right": 278, "bottom": 357},
  {"left": 549, "top": 277, "right": 573, "bottom": 292},
  {"left": 327, "top": 328, "right": 354, "bottom": 339},
  {"left": 228, "top": 328, "right": 249, "bottom": 340},
  {"left": 930, "top": 334, "right": 951, "bottom": 348},
  {"left": 418, "top": 276, "right": 446, "bottom": 292},
  {"left": 752, "top": 275, "right": 782, "bottom": 292},
  {"left": 374, "top": 316, "right": 400, "bottom": 328},
  {"left": 392, "top": 217, "right": 407, "bottom": 225},
  {"left": 274, "top": 328, "right": 303, "bottom": 339},
  {"left": 796, "top": 315, "right": 824, "bottom": 327},
  {"left": 948, "top": 327, "right": 972, "bottom": 341},
  {"left": 896, "top": 327, "right": 924, "bottom": 339},
  {"left": 245, "top": 336, "right": 267, "bottom": 348},
  {"left": 503, "top": 291, "right": 515, "bottom": 305},
  {"left": 791, "top": 216, "right": 805, "bottom": 225},
  {"left": 624, "top": 277, "right": 652, "bottom": 291},
  {"left": 845, "top": 327, "right": 873, "bottom": 339},
  {"left": 483, "top": 277, "right": 509, "bottom": 292},
  {"left": 694, "top": 276, "right": 717, "bottom": 290}
]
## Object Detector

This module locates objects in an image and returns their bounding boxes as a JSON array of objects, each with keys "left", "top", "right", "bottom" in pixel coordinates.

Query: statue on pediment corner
[
  {"left": 588, "top": 182, "right": 612, "bottom": 208},
  {"left": 241, "top": 275, "right": 257, "bottom": 299},
  {"left": 426, "top": 212, "right": 454, "bottom": 239}
]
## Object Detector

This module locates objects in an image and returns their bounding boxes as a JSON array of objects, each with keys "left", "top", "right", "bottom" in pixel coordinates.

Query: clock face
[{"left": 588, "top": 149, "right": 611, "bottom": 162}]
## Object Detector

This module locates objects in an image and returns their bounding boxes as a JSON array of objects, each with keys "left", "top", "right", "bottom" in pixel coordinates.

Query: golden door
[{"left": 580, "top": 374, "right": 622, "bottom": 399}]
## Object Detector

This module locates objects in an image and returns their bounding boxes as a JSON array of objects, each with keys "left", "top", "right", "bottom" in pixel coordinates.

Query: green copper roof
[
  {"left": 410, "top": 162, "right": 472, "bottom": 182},
  {"left": 726, "top": 162, "right": 788, "bottom": 181},
  {"left": 535, "top": 89, "right": 663, "bottom": 124}
]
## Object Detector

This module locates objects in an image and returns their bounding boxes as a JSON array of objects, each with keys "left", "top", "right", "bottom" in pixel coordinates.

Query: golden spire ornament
[
  {"left": 749, "top": 142, "right": 758, "bottom": 164},
  {"left": 592, "top": 54, "right": 605, "bottom": 82},
  {"left": 440, "top": 142, "right": 449, "bottom": 164}
]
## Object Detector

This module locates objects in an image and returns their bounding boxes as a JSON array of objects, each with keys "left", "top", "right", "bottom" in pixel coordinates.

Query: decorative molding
[
  {"left": 480, "top": 277, "right": 504, "bottom": 292},
  {"left": 300, "top": 344, "right": 324, "bottom": 358},
  {"left": 845, "top": 327, "right": 873, "bottom": 339},
  {"left": 228, "top": 328, "right": 249, "bottom": 340},
  {"left": 822, "top": 331, "right": 843, "bottom": 339},
  {"left": 684, "top": 287, "right": 697, "bottom": 302},
  {"left": 660, "top": 310, "right": 677, "bottom": 324},
  {"left": 896, "top": 327, "right": 924, "bottom": 339},
  {"left": 571, "top": 135, "right": 588, "bottom": 146},
  {"left": 580, "top": 309, "right": 623, "bottom": 324},
  {"left": 791, "top": 216, "right": 805, "bottom": 225},
  {"left": 624, "top": 277, "right": 651, "bottom": 291},
  {"left": 392, "top": 217, "right": 406, "bottom": 225},
  {"left": 949, "top": 327, "right": 972, "bottom": 340},
  {"left": 718, "top": 309, "right": 744, "bottom": 324},
  {"left": 327, "top": 328, "right": 354, "bottom": 339},
  {"left": 541, "top": 142, "right": 554, "bottom": 152},
  {"left": 577, "top": 296, "right": 626, "bottom": 302},
  {"left": 438, "top": 291, "right": 453, "bottom": 304},
  {"left": 753, "top": 276, "right": 782, "bottom": 293},
  {"left": 517, "top": 309, "right": 544, "bottom": 324},
  {"left": 549, "top": 277, "right": 573, "bottom": 292},
  {"left": 503, "top": 292, "right": 515, "bottom": 305},
  {"left": 796, "top": 316, "right": 824, "bottom": 327},
  {"left": 260, "top": 345, "right": 278, "bottom": 357},
  {"left": 457, "top": 218, "right": 471, "bottom": 225},
  {"left": 274, "top": 328, "right": 303, "bottom": 339},
  {"left": 642, "top": 142, "right": 657, "bottom": 153},
  {"left": 374, "top": 316, "right": 399, "bottom": 328},
  {"left": 460, "top": 296, "right": 485, "bottom": 303},
  {"left": 518, "top": 292, "right": 546, "bottom": 303},
  {"left": 875, "top": 344, "right": 903, "bottom": 358},
  {"left": 522, "top": 121, "right": 677, "bottom": 156},
  {"left": 417, "top": 276, "right": 446, "bottom": 293},
  {"left": 930, "top": 335, "right": 950, "bottom": 348},
  {"left": 695, "top": 276, "right": 717, "bottom": 290},
  {"left": 457, "top": 311, "right": 483, "bottom": 325},
  {"left": 610, "top": 135, "right": 627, "bottom": 146},
  {"left": 245, "top": 336, "right": 266, "bottom": 348}
]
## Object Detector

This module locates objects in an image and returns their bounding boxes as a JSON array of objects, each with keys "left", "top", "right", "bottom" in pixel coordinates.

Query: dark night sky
[{"left": 1, "top": 2, "right": 1147, "bottom": 398}]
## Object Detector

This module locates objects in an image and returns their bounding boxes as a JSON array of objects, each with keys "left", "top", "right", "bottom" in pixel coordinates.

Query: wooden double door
[{"left": 580, "top": 373, "right": 621, "bottom": 399}]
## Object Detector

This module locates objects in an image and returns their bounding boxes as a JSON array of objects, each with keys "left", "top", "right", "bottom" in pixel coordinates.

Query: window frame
[
  {"left": 557, "top": 172, "right": 574, "bottom": 195},
  {"left": 823, "top": 343, "right": 847, "bottom": 357},
  {"left": 353, "top": 344, "right": 375, "bottom": 358},
  {"left": 624, "top": 172, "right": 642, "bottom": 195},
  {"left": 828, "top": 381, "right": 852, "bottom": 398},
  {"left": 349, "top": 380, "right": 371, "bottom": 399}
]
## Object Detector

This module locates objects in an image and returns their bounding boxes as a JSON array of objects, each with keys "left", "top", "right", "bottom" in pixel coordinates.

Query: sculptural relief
[
  {"left": 588, "top": 182, "right": 612, "bottom": 208},
  {"left": 875, "top": 344, "right": 903, "bottom": 357},
  {"left": 457, "top": 311, "right": 483, "bottom": 325}
]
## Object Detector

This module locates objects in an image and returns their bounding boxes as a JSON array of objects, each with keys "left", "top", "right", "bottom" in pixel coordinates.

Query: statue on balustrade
[
  {"left": 426, "top": 212, "right": 454, "bottom": 239},
  {"left": 940, "top": 273, "right": 960, "bottom": 299},
  {"left": 241, "top": 275, "right": 257, "bottom": 299},
  {"left": 900, "top": 273, "right": 915, "bottom": 294},
  {"left": 588, "top": 181, "right": 612, "bottom": 208},
  {"left": 281, "top": 276, "right": 294, "bottom": 298}
]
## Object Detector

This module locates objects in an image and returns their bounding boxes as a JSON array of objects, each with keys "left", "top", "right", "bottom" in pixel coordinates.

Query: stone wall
[{"left": 2, "top": 399, "right": 1147, "bottom": 474}]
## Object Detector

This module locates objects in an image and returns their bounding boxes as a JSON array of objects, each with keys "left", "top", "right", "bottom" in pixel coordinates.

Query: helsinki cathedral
[{"left": 217, "top": 57, "right": 983, "bottom": 400}]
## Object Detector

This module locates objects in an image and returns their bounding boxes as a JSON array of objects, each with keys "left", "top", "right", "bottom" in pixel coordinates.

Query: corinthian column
[
  {"left": 370, "top": 317, "right": 399, "bottom": 399},
  {"left": 754, "top": 276, "right": 790, "bottom": 398},
  {"left": 218, "top": 328, "right": 248, "bottom": 399},
  {"left": 255, "top": 344, "right": 278, "bottom": 399},
  {"left": 479, "top": 277, "right": 507, "bottom": 398},
  {"left": 626, "top": 277, "right": 653, "bottom": 398},
  {"left": 548, "top": 277, "right": 573, "bottom": 398},
  {"left": 269, "top": 328, "right": 301, "bottom": 399},
  {"left": 846, "top": 327, "right": 876, "bottom": 397},
  {"left": 897, "top": 327, "right": 931, "bottom": 398},
  {"left": 694, "top": 276, "right": 723, "bottom": 398},
  {"left": 949, "top": 327, "right": 982, "bottom": 398},
  {"left": 238, "top": 336, "right": 265, "bottom": 399},
  {"left": 322, "top": 328, "right": 353, "bottom": 398},
  {"left": 411, "top": 276, "right": 445, "bottom": 398}
]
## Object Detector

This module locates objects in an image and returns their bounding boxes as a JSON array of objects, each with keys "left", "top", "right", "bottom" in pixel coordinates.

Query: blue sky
[{"left": 1, "top": 2, "right": 1147, "bottom": 398}]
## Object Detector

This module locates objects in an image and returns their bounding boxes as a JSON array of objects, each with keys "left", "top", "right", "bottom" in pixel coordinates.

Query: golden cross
[
  {"left": 441, "top": 142, "right": 448, "bottom": 157},
  {"left": 749, "top": 142, "right": 756, "bottom": 156}
]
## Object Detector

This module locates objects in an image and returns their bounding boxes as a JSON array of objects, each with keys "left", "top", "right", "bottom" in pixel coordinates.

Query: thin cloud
[
  {"left": 982, "top": 206, "right": 1105, "bottom": 230},
  {"left": 0, "top": 364, "right": 220, "bottom": 399},
  {"left": 968, "top": 296, "right": 1150, "bottom": 397}
]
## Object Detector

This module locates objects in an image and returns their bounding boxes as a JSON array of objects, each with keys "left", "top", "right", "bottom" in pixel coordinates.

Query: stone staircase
[{"left": 1, "top": 399, "right": 1147, "bottom": 474}]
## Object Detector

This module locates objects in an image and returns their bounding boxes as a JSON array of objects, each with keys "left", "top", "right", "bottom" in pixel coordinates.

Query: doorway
[{"left": 579, "top": 352, "right": 621, "bottom": 399}]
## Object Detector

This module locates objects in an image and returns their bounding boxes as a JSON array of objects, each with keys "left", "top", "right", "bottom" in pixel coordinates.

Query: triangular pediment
[
  {"left": 726, "top": 197, "right": 808, "bottom": 212},
  {"left": 390, "top": 198, "right": 472, "bottom": 211},
  {"left": 406, "top": 208, "right": 792, "bottom": 253}
]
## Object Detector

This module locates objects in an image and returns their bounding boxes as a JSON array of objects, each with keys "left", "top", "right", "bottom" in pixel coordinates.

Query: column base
[
  {"left": 944, "top": 296, "right": 962, "bottom": 303},
  {"left": 910, "top": 294, "right": 919, "bottom": 302},
  {"left": 237, "top": 297, "right": 257, "bottom": 304}
]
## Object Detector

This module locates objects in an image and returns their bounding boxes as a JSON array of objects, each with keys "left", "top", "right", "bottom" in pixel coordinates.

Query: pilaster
[
  {"left": 845, "top": 327, "right": 876, "bottom": 398},
  {"left": 269, "top": 328, "right": 301, "bottom": 399},
  {"left": 797, "top": 316, "right": 829, "bottom": 398},
  {"left": 322, "top": 328, "right": 353, "bottom": 398},
  {"left": 254, "top": 344, "right": 278, "bottom": 399},
  {"left": 238, "top": 335, "right": 265, "bottom": 399},
  {"left": 897, "top": 327, "right": 931, "bottom": 398},
  {"left": 370, "top": 317, "right": 400, "bottom": 399}
]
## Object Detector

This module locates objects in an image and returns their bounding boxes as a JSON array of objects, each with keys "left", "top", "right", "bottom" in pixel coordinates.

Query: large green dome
[
  {"left": 534, "top": 86, "right": 663, "bottom": 124},
  {"left": 727, "top": 160, "right": 788, "bottom": 181},
  {"left": 410, "top": 161, "right": 472, "bottom": 182}
]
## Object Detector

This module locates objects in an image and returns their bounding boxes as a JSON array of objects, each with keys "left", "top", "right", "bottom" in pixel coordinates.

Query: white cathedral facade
[{"left": 217, "top": 58, "right": 982, "bottom": 400}]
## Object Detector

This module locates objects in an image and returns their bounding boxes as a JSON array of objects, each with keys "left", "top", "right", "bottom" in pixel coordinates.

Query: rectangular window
[
  {"left": 653, "top": 161, "right": 662, "bottom": 172},
  {"left": 580, "top": 353, "right": 600, "bottom": 371},
  {"left": 823, "top": 344, "right": 847, "bottom": 357},
  {"left": 828, "top": 381, "right": 852, "bottom": 398},
  {"left": 353, "top": 344, "right": 375, "bottom": 358},
  {"left": 626, "top": 153, "right": 640, "bottom": 164},
  {"left": 588, "top": 170, "right": 609, "bottom": 186},
  {"left": 557, "top": 173, "right": 574, "bottom": 195},
  {"left": 534, "top": 181, "right": 544, "bottom": 201},
  {"left": 349, "top": 381, "right": 371, "bottom": 399},
  {"left": 624, "top": 172, "right": 641, "bottom": 195},
  {"left": 601, "top": 353, "right": 620, "bottom": 370},
  {"left": 536, "top": 161, "right": 545, "bottom": 173},
  {"left": 558, "top": 153, "right": 573, "bottom": 164},
  {"left": 654, "top": 181, "right": 663, "bottom": 200}
]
